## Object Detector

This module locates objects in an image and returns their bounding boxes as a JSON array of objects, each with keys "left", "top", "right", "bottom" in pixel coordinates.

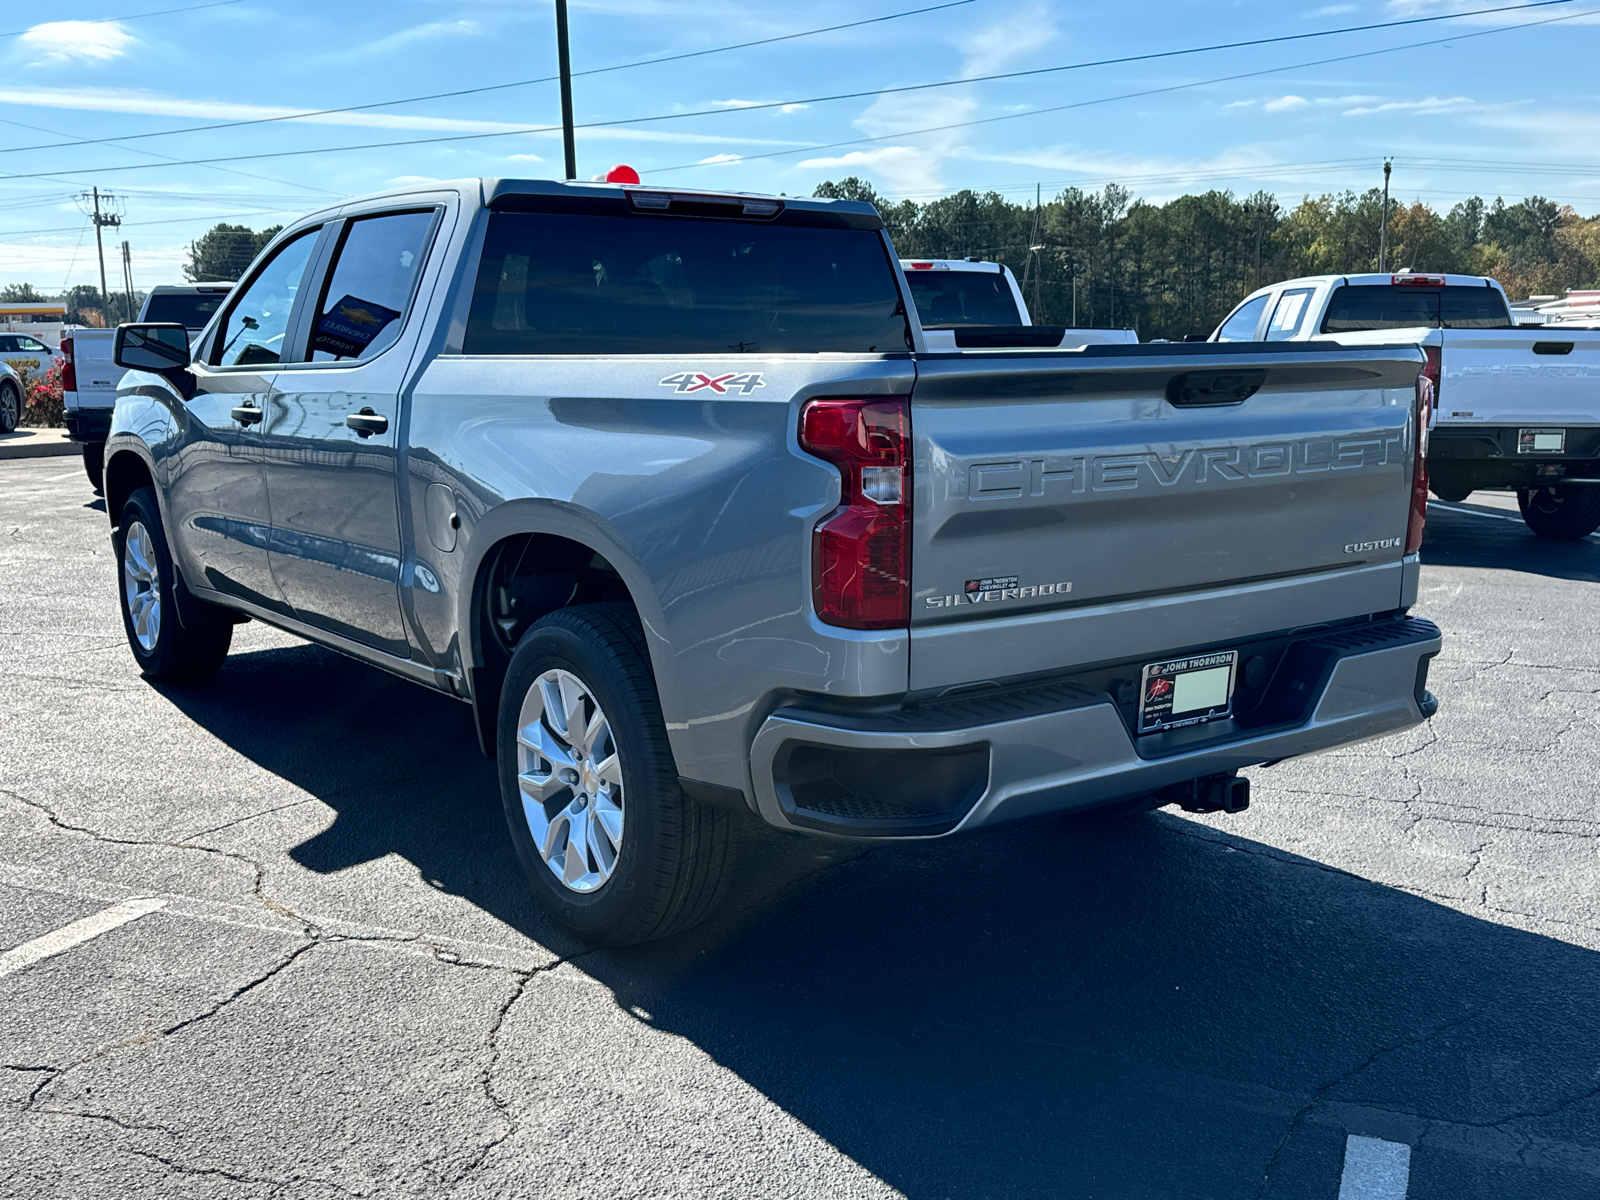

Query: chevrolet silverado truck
[
  {"left": 1213, "top": 271, "right": 1600, "bottom": 539},
  {"left": 102, "top": 178, "right": 1441, "bottom": 944}
]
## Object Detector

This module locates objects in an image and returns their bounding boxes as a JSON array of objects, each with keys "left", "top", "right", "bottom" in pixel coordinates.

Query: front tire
[
  {"left": 82, "top": 442, "right": 104, "bottom": 493},
  {"left": 114, "top": 487, "right": 233, "bottom": 681},
  {"left": 496, "top": 603, "right": 730, "bottom": 946},
  {"left": 0, "top": 378, "right": 19, "bottom": 434},
  {"left": 1518, "top": 486, "right": 1600, "bottom": 540}
]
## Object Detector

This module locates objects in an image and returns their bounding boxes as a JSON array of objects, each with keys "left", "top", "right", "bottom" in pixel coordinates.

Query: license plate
[
  {"left": 1519, "top": 428, "right": 1566, "bottom": 454},
  {"left": 1138, "top": 651, "right": 1238, "bottom": 734}
]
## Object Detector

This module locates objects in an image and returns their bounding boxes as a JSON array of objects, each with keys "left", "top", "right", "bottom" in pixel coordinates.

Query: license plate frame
[
  {"left": 1138, "top": 651, "right": 1239, "bottom": 735},
  {"left": 1518, "top": 427, "right": 1566, "bottom": 455}
]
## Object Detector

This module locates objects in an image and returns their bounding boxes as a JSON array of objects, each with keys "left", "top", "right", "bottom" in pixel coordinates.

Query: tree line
[{"left": 815, "top": 178, "right": 1600, "bottom": 340}]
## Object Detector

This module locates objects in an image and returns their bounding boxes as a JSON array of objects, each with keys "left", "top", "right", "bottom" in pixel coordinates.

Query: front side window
[
  {"left": 309, "top": 210, "right": 435, "bottom": 362},
  {"left": 213, "top": 229, "right": 319, "bottom": 367},
  {"left": 464, "top": 212, "right": 907, "bottom": 355},
  {"left": 1215, "top": 294, "right": 1268, "bottom": 341},
  {"left": 904, "top": 270, "right": 1023, "bottom": 327},
  {"left": 17, "top": 336, "right": 48, "bottom": 352},
  {"left": 1265, "top": 288, "right": 1314, "bottom": 341}
]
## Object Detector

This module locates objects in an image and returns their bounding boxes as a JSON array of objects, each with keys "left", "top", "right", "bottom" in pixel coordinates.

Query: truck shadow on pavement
[
  {"left": 1423, "top": 502, "right": 1600, "bottom": 582},
  {"left": 160, "top": 641, "right": 1600, "bottom": 1200}
]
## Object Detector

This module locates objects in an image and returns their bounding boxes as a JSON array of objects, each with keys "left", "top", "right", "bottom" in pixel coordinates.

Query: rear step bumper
[{"left": 749, "top": 617, "right": 1441, "bottom": 839}]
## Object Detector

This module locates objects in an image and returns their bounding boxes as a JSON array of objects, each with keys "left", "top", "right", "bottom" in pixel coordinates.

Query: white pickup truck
[
  {"left": 901, "top": 258, "right": 1137, "bottom": 350},
  {"left": 1212, "top": 271, "right": 1600, "bottom": 539},
  {"left": 64, "top": 283, "right": 234, "bottom": 491}
]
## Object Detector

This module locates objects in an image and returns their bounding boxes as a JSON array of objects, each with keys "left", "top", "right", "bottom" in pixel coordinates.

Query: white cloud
[
  {"left": 317, "top": 20, "right": 480, "bottom": 64},
  {"left": 19, "top": 21, "right": 135, "bottom": 66},
  {"left": 505, "top": 154, "right": 543, "bottom": 163},
  {"left": 1340, "top": 94, "right": 1480, "bottom": 116},
  {"left": 1223, "top": 99, "right": 1256, "bottom": 111},
  {"left": 0, "top": 85, "right": 810, "bottom": 147},
  {"left": 959, "top": 3, "right": 1057, "bottom": 78},
  {"left": 1314, "top": 4, "right": 1357, "bottom": 14},
  {"left": 1264, "top": 95, "right": 1310, "bottom": 113},
  {"left": 697, "top": 154, "right": 743, "bottom": 166}
]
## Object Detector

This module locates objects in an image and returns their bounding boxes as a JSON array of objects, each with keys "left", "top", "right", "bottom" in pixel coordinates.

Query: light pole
[
  {"left": 1378, "top": 159, "right": 1392, "bottom": 273},
  {"left": 555, "top": 0, "right": 577, "bottom": 180}
]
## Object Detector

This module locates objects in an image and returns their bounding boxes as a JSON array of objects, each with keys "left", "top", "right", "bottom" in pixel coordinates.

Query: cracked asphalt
[{"left": 3, "top": 455, "right": 1599, "bottom": 1199}]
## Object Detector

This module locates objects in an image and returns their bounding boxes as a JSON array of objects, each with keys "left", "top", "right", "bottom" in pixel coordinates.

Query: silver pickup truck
[{"left": 102, "top": 178, "right": 1441, "bottom": 944}]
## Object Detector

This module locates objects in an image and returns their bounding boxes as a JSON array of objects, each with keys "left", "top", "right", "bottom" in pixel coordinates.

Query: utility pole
[
  {"left": 1378, "top": 158, "right": 1392, "bottom": 273},
  {"left": 1247, "top": 201, "right": 1265, "bottom": 290},
  {"left": 554, "top": 0, "right": 577, "bottom": 180},
  {"left": 121, "top": 241, "right": 135, "bottom": 322},
  {"left": 85, "top": 187, "right": 122, "bottom": 311}
]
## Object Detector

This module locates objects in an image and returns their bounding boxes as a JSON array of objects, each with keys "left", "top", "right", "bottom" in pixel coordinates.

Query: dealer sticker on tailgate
[
  {"left": 1518, "top": 428, "right": 1565, "bottom": 454},
  {"left": 1138, "top": 651, "right": 1238, "bottom": 734}
]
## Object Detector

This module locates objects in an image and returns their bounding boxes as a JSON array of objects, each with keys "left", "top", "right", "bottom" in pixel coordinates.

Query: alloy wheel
[
  {"left": 122, "top": 520, "right": 162, "bottom": 653},
  {"left": 515, "top": 668, "right": 625, "bottom": 893}
]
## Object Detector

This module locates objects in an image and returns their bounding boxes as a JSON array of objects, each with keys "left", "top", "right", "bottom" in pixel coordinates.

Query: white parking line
[
  {"left": 0, "top": 897, "right": 167, "bottom": 980},
  {"left": 1337, "top": 1135, "right": 1411, "bottom": 1200}
]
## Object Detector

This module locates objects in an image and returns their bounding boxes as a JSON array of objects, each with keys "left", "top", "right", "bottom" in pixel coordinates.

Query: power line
[
  {"left": 650, "top": 3, "right": 1597, "bottom": 174},
  {"left": 2, "top": 2, "right": 1587, "bottom": 185},
  {"left": 0, "top": 0, "right": 977, "bottom": 157},
  {"left": 0, "top": 0, "right": 243, "bottom": 38}
]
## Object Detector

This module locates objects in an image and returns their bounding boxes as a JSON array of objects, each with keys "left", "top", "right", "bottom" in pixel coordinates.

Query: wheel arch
[
  {"left": 456, "top": 499, "right": 677, "bottom": 758},
  {"left": 104, "top": 443, "right": 157, "bottom": 532}
]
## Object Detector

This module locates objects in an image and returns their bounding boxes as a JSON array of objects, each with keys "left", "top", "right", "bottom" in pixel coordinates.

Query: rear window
[
  {"left": 464, "top": 212, "right": 908, "bottom": 355},
  {"left": 143, "top": 291, "right": 228, "bottom": 329},
  {"left": 903, "top": 270, "right": 1022, "bottom": 327},
  {"left": 1320, "top": 284, "right": 1512, "bottom": 332}
]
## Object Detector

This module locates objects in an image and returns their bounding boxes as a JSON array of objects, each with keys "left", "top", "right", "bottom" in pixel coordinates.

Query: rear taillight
[
  {"left": 1406, "top": 346, "right": 1438, "bottom": 554},
  {"left": 60, "top": 336, "right": 76, "bottom": 392},
  {"left": 799, "top": 398, "right": 910, "bottom": 630}
]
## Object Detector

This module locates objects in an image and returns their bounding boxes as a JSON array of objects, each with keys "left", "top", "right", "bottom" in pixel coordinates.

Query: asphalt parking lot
[{"left": 2, "top": 454, "right": 1598, "bottom": 1199}]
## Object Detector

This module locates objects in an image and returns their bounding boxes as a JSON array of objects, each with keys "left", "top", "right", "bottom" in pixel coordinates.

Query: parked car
[
  {"left": 103, "top": 178, "right": 1441, "bottom": 944},
  {"left": 0, "top": 331, "right": 60, "bottom": 378},
  {"left": 902, "top": 258, "right": 1137, "bottom": 348},
  {"left": 0, "top": 359, "right": 23, "bottom": 434},
  {"left": 1212, "top": 271, "right": 1600, "bottom": 538}
]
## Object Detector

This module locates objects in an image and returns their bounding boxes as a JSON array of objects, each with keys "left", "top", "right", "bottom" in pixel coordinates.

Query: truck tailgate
[
  {"left": 908, "top": 344, "right": 1423, "bottom": 691},
  {"left": 1434, "top": 328, "right": 1600, "bottom": 425}
]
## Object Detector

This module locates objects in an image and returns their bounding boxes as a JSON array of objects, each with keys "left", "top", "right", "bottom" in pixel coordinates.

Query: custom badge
[
  {"left": 659, "top": 371, "right": 766, "bottom": 395},
  {"left": 311, "top": 294, "right": 401, "bottom": 359}
]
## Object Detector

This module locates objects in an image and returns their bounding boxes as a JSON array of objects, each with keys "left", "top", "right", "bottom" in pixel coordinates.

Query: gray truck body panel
[{"left": 105, "top": 178, "right": 1439, "bottom": 839}]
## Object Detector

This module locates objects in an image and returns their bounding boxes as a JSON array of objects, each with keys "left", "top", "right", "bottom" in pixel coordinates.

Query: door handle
[
  {"left": 345, "top": 407, "right": 389, "bottom": 438},
  {"left": 231, "top": 404, "right": 263, "bottom": 426}
]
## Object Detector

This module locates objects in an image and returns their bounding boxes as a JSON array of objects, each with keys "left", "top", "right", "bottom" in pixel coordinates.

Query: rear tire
[
  {"left": 82, "top": 442, "right": 104, "bottom": 493},
  {"left": 1518, "top": 486, "right": 1600, "bottom": 540},
  {"left": 0, "top": 378, "right": 19, "bottom": 434},
  {"left": 114, "top": 486, "right": 233, "bottom": 681},
  {"left": 496, "top": 603, "right": 730, "bottom": 946}
]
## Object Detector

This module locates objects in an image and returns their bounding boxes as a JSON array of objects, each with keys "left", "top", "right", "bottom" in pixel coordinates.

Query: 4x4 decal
[{"left": 659, "top": 371, "right": 766, "bottom": 395}]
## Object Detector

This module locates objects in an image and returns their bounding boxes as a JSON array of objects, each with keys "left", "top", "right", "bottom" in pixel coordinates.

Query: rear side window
[
  {"left": 464, "top": 212, "right": 907, "bottom": 355},
  {"left": 1321, "top": 285, "right": 1512, "bottom": 332},
  {"left": 1265, "top": 288, "right": 1314, "bottom": 341},
  {"left": 1215, "top": 294, "right": 1268, "bottom": 341},
  {"left": 143, "top": 292, "right": 228, "bottom": 329},
  {"left": 904, "top": 270, "right": 1022, "bottom": 327},
  {"left": 309, "top": 210, "right": 436, "bottom": 362}
]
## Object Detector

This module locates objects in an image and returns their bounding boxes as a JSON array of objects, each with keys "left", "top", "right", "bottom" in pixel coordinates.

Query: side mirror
[{"left": 115, "top": 323, "right": 191, "bottom": 371}]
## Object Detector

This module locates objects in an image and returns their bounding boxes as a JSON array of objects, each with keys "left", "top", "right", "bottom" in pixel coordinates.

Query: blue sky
[{"left": 2, "top": 0, "right": 1598, "bottom": 290}]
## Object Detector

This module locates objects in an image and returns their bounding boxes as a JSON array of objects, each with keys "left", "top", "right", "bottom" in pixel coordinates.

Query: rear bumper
[
  {"left": 63, "top": 406, "right": 112, "bottom": 443},
  {"left": 1430, "top": 425, "right": 1600, "bottom": 490},
  {"left": 749, "top": 616, "right": 1441, "bottom": 839}
]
